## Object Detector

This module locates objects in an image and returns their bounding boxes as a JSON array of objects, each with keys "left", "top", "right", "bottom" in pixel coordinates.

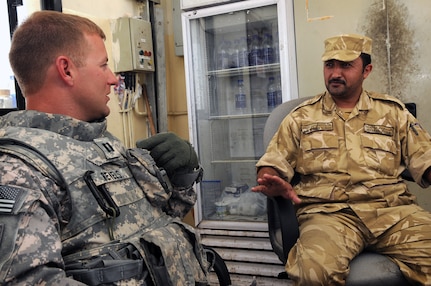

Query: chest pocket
[
  {"left": 361, "top": 124, "right": 397, "bottom": 175},
  {"left": 298, "top": 122, "right": 339, "bottom": 174}
]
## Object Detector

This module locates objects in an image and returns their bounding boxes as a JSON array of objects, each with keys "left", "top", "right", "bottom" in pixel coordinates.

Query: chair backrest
[
  {"left": 264, "top": 97, "right": 311, "bottom": 263},
  {"left": 263, "top": 97, "right": 312, "bottom": 149}
]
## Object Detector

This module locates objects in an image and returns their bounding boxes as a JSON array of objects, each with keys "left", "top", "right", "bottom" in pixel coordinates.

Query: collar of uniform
[
  {"left": 322, "top": 91, "right": 371, "bottom": 114},
  {"left": 322, "top": 92, "right": 337, "bottom": 114},
  {"left": 358, "top": 90, "right": 373, "bottom": 113},
  {"left": 0, "top": 110, "right": 108, "bottom": 141}
]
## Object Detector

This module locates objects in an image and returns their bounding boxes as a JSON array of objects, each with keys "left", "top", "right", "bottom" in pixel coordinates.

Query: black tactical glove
[{"left": 136, "top": 132, "right": 202, "bottom": 187}]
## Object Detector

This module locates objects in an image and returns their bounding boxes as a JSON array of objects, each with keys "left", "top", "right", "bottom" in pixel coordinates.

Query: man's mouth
[{"left": 329, "top": 79, "right": 345, "bottom": 85}]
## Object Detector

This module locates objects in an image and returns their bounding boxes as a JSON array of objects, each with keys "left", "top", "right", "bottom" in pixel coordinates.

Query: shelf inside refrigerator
[
  {"left": 207, "top": 63, "right": 280, "bottom": 77},
  {"left": 208, "top": 112, "right": 269, "bottom": 120}
]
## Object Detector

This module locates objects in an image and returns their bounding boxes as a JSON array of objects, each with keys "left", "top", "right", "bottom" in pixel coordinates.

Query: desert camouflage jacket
[
  {"left": 0, "top": 111, "right": 207, "bottom": 285},
  {"left": 257, "top": 91, "right": 431, "bottom": 235}
]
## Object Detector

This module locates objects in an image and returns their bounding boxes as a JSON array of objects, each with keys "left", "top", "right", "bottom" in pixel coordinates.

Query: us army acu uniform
[
  {"left": 257, "top": 91, "right": 431, "bottom": 285},
  {"left": 0, "top": 111, "right": 208, "bottom": 285}
]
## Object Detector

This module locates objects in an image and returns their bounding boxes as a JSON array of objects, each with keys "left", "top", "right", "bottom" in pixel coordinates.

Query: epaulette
[
  {"left": 291, "top": 94, "right": 323, "bottom": 113},
  {"left": 365, "top": 91, "right": 406, "bottom": 109}
]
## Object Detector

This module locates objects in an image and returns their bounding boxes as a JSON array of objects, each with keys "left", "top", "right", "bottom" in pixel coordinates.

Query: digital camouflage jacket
[{"left": 0, "top": 110, "right": 208, "bottom": 285}]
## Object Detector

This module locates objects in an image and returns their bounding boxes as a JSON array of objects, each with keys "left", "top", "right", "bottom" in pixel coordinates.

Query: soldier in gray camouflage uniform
[
  {"left": 253, "top": 34, "right": 431, "bottom": 285},
  {"left": 0, "top": 11, "right": 208, "bottom": 285}
]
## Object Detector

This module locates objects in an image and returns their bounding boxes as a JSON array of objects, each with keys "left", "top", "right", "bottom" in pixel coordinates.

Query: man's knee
[{"left": 286, "top": 244, "right": 349, "bottom": 286}]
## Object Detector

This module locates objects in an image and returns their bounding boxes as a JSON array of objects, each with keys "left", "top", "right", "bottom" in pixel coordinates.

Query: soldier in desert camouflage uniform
[
  {"left": 0, "top": 11, "right": 208, "bottom": 285},
  {"left": 253, "top": 34, "right": 431, "bottom": 285}
]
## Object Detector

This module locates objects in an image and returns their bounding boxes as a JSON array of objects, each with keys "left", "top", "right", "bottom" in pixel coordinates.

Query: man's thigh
[
  {"left": 374, "top": 206, "right": 431, "bottom": 285},
  {"left": 286, "top": 210, "right": 369, "bottom": 286}
]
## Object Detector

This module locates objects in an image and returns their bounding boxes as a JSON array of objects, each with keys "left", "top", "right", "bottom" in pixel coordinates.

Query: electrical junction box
[{"left": 111, "top": 17, "right": 155, "bottom": 73}]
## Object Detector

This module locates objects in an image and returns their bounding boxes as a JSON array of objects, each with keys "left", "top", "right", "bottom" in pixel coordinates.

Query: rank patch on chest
[{"left": 94, "top": 137, "right": 121, "bottom": 160}]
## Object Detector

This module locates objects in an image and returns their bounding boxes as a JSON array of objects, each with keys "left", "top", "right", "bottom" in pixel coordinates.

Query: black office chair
[{"left": 264, "top": 97, "right": 413, "bottom": 286}]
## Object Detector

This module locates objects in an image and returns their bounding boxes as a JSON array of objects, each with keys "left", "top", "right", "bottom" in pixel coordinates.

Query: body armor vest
[{"left": 0, "top": 111, "right": 207, "bottom": 285}]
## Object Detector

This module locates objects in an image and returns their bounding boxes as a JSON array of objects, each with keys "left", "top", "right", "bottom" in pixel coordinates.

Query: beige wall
[
  {"left": 158, "top": 0, "right": 190, "bottom": 139},
  {"left": 293, "top": 0, "right": 431, "bottom": 210}
]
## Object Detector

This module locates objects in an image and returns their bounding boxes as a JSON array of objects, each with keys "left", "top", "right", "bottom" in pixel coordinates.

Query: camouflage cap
[{"left": 321, "top": 34, "right": 372, "bottom": 62}]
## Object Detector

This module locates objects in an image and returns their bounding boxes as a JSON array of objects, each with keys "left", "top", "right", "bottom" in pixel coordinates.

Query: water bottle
[
  {"left": 275, "top": 76, "right": 282, "bottom": 106},
  {"left": 9, "top": 75, "right": 17, "bottom": 108},
  {"left": 230, "top": 39, "right": 241, "bottom": 68},
  {"left": 225, "top": 40, "right": 233, "bottom": 67},
  {"left": 262, "top": 33, "right": 274, "bottom": 65},
  {"left": 267, "top": 76, "right": 277, "bottom": 111},
  {"left": 238, "top": 37, "right": 249, "bottom": 67},
  {"left": 216, "top": 40, "right": 230, "bottom": 70},
  {"left": 249, "top": 34, "right": 262, "bottom": 66},
  {"left": 272, "top": 37, "right": 280, "bottom": 64},
  {"left": 235, "top": 79, "right": 247, "bottom": 114}
]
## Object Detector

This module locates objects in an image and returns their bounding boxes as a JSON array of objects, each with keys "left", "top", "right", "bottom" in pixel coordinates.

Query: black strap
[
  {"left": 83, "top": 170, "right": 120, "bottom": 218},
  {"left": 0, "top": 138, "right": 67, "bottom": 191},
  {"left": 171, "top": 166, "right": 204, "bottom": 188},
  {"left": 67, "top": 259, "right": 146, "bottom": 285}
]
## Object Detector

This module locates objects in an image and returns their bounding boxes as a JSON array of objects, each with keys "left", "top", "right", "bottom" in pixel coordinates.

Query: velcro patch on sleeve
[{"left": 0, "top": 185, "right": 22, "bottom": 214}]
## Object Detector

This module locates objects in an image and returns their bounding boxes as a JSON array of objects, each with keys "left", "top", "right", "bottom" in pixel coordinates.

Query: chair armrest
[{"left": 267, "top": 196, "right": 299, "bottom": 263}]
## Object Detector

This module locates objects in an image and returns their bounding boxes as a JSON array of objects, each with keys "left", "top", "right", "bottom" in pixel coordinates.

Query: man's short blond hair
[{"left": 9, "top": 11, "right": 106, "bottom": 95}]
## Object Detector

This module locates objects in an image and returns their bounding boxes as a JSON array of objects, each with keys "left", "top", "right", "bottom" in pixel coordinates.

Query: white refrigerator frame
[{"left": 182, "top": 0, "right": 298, "bottom": 230}]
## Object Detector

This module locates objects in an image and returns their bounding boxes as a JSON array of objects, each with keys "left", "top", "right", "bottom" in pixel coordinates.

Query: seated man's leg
[
  {"left": 286, "top": 209, "right": 368, "bottom": 286},
  {"left": 373, "top": 206, "right": 431, "bottom": 285}
]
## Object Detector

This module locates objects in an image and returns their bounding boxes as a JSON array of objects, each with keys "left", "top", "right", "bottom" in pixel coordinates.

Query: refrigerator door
[{"left": 182, "top": 0, "right": 297, "bottom": 226}]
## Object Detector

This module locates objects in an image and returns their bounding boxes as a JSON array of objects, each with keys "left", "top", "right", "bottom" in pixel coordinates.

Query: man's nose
[{"left": 108, "top": 69, "right": 119, "bottom": 86}]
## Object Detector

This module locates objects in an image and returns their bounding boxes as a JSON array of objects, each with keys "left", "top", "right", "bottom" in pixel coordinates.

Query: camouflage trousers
[{"left": 286, "top": 206, "right": 431, "bottom": 286}]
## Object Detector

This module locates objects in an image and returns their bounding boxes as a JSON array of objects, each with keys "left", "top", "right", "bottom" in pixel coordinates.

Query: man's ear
[
  {"left": 363, "top": 63, "right": 373, "bottom": 79},
  {"left": 56, "top": 56, "right": 73, "bottom": 84}
]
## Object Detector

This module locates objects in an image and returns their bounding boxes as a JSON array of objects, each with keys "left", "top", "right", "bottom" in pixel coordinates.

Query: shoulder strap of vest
[
  {"left": 0, "top": 137, "right": 70, "bottom": 227},
  {"left": 0, "top": 138, "right": 67, "bottom": 190}
]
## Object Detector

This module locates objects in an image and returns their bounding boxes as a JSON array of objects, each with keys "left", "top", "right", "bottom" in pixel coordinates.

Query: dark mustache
[{"left": 329, "top": 79, "right": 346, "bottom": 85}]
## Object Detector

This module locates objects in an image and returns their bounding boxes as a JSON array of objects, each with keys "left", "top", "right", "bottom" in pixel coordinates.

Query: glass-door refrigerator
[
  {"left": 182, "top": 0, "right": 297, "bottom": 229},
  {"left": 182, "top": 0, "right": 298, "bottom": 282}
]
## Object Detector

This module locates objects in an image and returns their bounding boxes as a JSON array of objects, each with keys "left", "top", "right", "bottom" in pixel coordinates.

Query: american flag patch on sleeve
[{"left": 0, "top": 185, "right": 22, "bottom": 214}]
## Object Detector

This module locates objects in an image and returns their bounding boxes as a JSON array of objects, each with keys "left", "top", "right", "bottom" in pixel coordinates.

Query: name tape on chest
[{"left": 90, "top": 167, "right": 132, "bottom": 186}]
